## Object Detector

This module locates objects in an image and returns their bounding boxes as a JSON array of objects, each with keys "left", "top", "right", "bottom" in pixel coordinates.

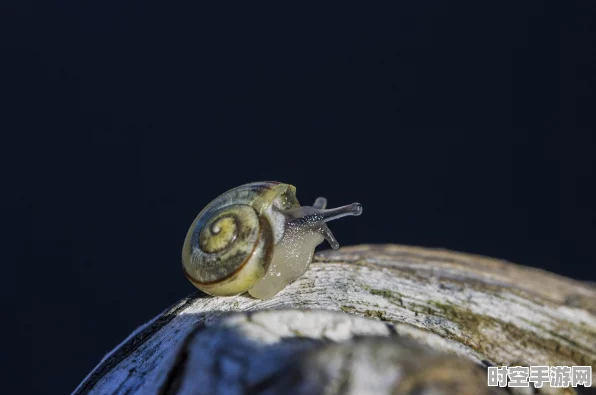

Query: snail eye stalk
[{"left": 280, "top": 201, "right": 362, "bottom": 249}]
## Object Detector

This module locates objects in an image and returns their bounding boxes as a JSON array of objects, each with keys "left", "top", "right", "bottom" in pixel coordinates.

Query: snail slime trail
[{"left": 182, "top": 182, "right": 362, "bottom": 299}]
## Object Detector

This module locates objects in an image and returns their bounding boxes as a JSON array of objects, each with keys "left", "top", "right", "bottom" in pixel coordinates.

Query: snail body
[{"left": 182, "top": 182, "right": 362, "bottom": 299}]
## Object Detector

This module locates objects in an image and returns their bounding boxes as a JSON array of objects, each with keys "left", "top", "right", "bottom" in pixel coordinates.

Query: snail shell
[{"left": 182, "top": 182, "right": 362, "bottom": 299}]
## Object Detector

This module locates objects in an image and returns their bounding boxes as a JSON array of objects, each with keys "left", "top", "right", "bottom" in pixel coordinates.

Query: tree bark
[{"left": 73, "top": 244, "right": 596, "bottom": 395}]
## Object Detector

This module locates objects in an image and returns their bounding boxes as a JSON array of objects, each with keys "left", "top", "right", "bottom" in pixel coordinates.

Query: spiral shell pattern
[
  {"left": 182, "top": 182, "right": 300, "bottom": 296},
  {"left": 198, "top": 210, "right": 241, "bottom": 254}
]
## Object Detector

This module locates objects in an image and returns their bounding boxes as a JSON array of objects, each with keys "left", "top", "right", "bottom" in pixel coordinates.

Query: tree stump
[{"left": 73, "top": 245, "right": 596, "bottom": 394}]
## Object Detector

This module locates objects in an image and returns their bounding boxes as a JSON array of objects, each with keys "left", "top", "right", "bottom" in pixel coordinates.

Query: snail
[{"left": 182, "top": 181, "right": 362, "bottom": 299}]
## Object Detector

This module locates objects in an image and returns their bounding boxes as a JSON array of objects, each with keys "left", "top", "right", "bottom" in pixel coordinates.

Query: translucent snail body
[{"left": 182, "top": 182, "right": 362, "bottom": 299}]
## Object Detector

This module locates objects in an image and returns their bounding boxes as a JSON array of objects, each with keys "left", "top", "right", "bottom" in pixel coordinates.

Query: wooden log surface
[{"left": 73, "top": 244, "right": 596, "bottom": 395}]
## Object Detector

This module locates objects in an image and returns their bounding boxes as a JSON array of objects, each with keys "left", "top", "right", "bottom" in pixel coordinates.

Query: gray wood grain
[{"left": 74, "top": 244, "right": 596, "bottom": 395}]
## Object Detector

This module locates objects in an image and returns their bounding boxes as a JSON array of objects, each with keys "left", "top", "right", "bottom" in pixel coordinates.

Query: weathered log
[{"left": 74, "top": 245, "right": 596, "bottom": 394}]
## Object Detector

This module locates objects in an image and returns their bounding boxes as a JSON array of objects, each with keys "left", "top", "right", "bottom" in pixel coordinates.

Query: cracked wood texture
[{"left": 74, "top": 244, "right": 596, "bottom": 395}]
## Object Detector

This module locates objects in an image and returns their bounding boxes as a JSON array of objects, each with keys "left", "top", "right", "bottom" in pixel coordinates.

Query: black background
[{"left": 4, "top": 1, "right": 595, "bottom": 394}]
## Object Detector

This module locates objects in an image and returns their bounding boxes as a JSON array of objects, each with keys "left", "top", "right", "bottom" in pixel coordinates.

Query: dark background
[{"left": 4, "top": 1, "right": 595, "bottom": 394}]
